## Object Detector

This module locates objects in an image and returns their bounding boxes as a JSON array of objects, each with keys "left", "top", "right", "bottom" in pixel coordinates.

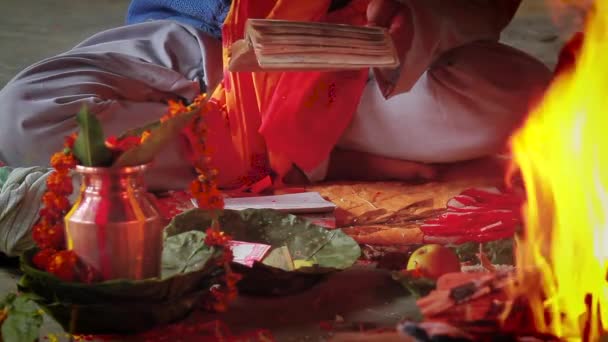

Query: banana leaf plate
[{"left": 166, "top": 209, "right": 361, "bottom": 296}]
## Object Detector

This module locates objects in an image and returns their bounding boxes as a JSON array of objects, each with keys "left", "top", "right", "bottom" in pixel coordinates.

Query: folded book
[{"left": 228, "top": 19, "right": 400, "bottom": 72}]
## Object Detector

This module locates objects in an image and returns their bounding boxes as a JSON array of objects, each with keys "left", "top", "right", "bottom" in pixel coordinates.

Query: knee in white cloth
[
  {"left": 429, "top": 40, "right": 553, "bottom": 136},
  {"left": 339, "top": 40, "right": 552, "bottom": 163}
]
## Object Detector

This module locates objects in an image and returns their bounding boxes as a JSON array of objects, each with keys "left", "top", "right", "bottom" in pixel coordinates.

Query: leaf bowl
[
  {"left": 166, "top": 209, "right": 362, "bottom": 296},
  {"left": 18, "top": 230, "right": 225, "bottom": 335}
]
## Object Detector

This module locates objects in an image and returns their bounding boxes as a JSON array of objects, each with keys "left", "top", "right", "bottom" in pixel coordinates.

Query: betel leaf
[
  {"left": 113, "top": 109, "right": 197, "bottom": 167},
  {"left": 162, "top": 231, "right": 217, "bottom": 278},
  {"left": 0, "top": 293, "right": 16, "bottom": 308},
  {"left": 72, "top": 106, "right": 113, "bottom": 167},
  {"left": 1, "top": 294, "right": 43, "bottom": 342},
  {"left": 117, "top": 119, "right": 161, "bottom": 140},
  {"left": 166, "top": 208, "right": 361, "bottom": 296},
  {"left": 17, "top": 227, "right": 225, "bottom": 335},
  {"left": 166, "top": 208, "right": 361, "bottom": 272},
  {"left": 306, "top": 229, "right": 361, "bottom": 270}
]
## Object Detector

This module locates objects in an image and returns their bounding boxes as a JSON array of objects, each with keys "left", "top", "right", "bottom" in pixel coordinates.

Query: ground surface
[{"left": 0, "top": 0, "right": 581, "bottom": 340}]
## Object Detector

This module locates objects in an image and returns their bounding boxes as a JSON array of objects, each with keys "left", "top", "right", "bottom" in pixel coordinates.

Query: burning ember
[{"left": 508, "top": 1, "right": 608, "bottom": 340}]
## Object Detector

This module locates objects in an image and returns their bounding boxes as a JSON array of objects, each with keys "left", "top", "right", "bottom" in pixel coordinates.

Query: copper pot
[{"left": 64, "top": 164, "right": 163, "bottom": 280}]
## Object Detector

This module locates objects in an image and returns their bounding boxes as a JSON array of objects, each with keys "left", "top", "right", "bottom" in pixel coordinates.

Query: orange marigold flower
[
  {"left": 32, "top": 222, "right": 51, "bottom": 249},
  {"left": 46, "top": 172, "right": 73, "bottom": 195},
  {"left": 204, "top": 228, "right": 230, "bottom": 247},
  {"left": 41, "top": 191, "right": 55, "bottom": 209},
  {"left": 64, "top": 133, "right": 78, "bottom": 149},
  {"left": 42, "top": 191, "right": 71, "bottom": 213},
  {"left": 50, "top": 153, "right": 77, "bottom": 171},
  {"left": 33, "top": 248, "right": 57, "bottom": 270},
  {"left": 46, "top": 250, "right": 78, "bottom": 282},
  {"left": 38, "top": 207, "right": 62, "bottom": 222},
  {"left": 189, "top": 180, "right": 202, "bottom": 195},
  {"left": 219, "top": 249, "right": 234, "bottom": 265},
  {"left": 190, "top": 93, "right": 208, "bottom": 108},
  {"left": 33, "top": 221, "right": 65, "bottom": 250},
  {"left": 226, "top": 271, "right": 242, "bottom": 286},
  {"left": 164, "top": 100, "right": 187, "bottom": 120},
  {"left": 208, "top": 287, "right": 229, "bottom": 312},
  {"left": 195, "top": 190, "right": 225, "bottom": 210},
  {"left": 46, "top": 223, "right": 66, "bottom": 250}
]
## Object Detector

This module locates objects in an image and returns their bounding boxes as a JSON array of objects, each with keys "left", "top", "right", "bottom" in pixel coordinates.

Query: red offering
[{"left": 421, "top": 187, "right": 525, "bottom": 244}]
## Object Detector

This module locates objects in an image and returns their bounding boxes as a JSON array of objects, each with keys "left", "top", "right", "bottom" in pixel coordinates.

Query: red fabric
[
  {"left": 215, "top": 0, "right": 371, "bottom": 182},
  {"left": 261, "top": 70, "right": 368, "bottom": 171},
  {"left": 421, "top": 187, "right": 525, "bottom": 244}
]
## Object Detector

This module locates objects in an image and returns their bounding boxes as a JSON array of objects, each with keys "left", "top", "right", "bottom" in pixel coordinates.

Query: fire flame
[{"left": 509, "top": 2, "right": 608, "bottom": 340}]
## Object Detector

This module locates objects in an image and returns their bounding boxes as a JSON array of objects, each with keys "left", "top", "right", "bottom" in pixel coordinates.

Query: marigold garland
[
  {"left": 32, "top": 92, "right": 240, "bottom": 312},
  {"left": 32, "top": 134, "right": 78, "bottom": 278},
  {"left": 166, "top": 93, "right": 239, "bottom": 311}
]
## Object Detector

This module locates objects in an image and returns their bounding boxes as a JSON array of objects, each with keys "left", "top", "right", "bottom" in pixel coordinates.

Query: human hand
[{"left": 366, "top": 0, "right": 412, "bottom": 65}]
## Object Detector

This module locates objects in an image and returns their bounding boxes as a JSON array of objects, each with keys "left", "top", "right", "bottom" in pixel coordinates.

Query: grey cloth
[
  {"left": 0, "top": 20, "right": 223, "bottom": 192},
  {"left": 0, "top": 166, "right": 52, "bottom": 257}
]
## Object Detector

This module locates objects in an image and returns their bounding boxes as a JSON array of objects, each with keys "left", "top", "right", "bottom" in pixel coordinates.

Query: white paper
[{"left": 192, "top": 192, "right": 336, "bottom": 214}]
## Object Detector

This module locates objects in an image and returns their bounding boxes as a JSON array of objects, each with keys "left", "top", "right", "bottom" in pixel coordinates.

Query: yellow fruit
[{"left": 406, "top": 244, "right": 461, "bottom": 279}]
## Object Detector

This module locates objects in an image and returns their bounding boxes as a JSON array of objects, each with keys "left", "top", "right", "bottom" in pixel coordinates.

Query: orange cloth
[{"left": 208, "top": 0, "right": 370, "bottom": 187}]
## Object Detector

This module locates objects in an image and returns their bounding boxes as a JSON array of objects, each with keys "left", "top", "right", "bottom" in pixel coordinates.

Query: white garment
[{"left": 340, "top": 41, "right": 552, "bottom": 163}]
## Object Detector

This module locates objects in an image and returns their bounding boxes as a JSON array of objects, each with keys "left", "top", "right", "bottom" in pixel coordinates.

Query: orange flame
[{"left": 508, "top": 2, "right": 608, "bottom": 340}]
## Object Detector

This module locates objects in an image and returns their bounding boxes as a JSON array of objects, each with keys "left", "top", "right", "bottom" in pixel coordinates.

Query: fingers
[
  {"left": 366, "top": 0, "right": 412, "bottom": 65},
  {"left": 366, "top": 0, "right": 401, "bottom": 27},
  {"left": 386, "top": 6, "right": 411, "bottom": 60}
]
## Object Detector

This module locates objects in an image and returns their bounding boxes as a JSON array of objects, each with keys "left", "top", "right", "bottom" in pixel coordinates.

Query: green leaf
[
  {"left": 161, "top": 231, "right": 217, "bottom": 278},
  {"left": 72, "top": 106, "right": 113, "bottom": 167},
  {"left": 17, "top": 225, "right": 225, "bottom": 335},
  {"left": 166, "top": 208, "right": 362, "bottom": 296},
  {"left": 391, "top": 271, "right": 436, "bottom": 298},
  {"left": 0, "top": 293, "right": 16, "bottom": 309},
  {"left": 453, "top": 238, "right": 515, "bottom": 265},
  {"left": 1, "top": 295, "right": 43, "bottom": 342},
  {"left": 113, "top": 110, "right": 197, "bottom": 167},
  {"left": 306, "top": 230, "right": 361, "bottom": 270},
  {"left": 117, "top": 120, "right": 161, "bottom": 140},
  {"left": 166, "top": 208, "right": 361, "bottom": 273}
]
